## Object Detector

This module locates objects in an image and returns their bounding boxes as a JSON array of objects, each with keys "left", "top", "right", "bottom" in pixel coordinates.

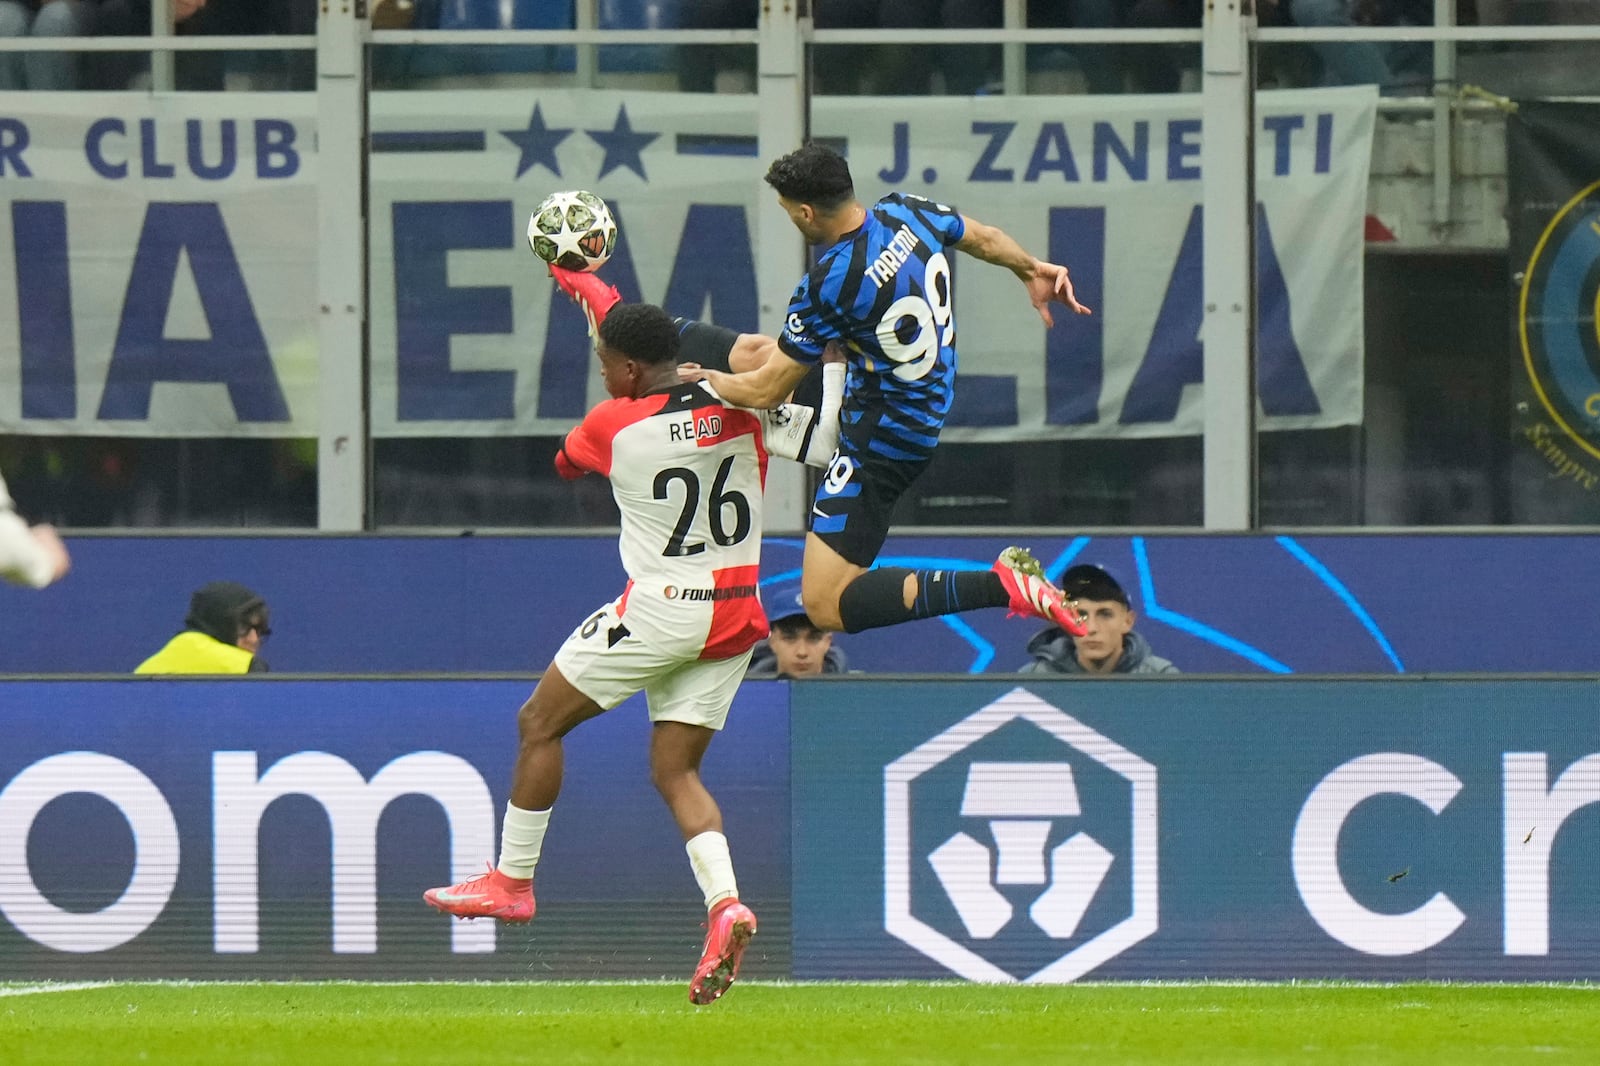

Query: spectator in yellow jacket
[{"left": 135, "top": 581, "right": 271, "bottom": 674}]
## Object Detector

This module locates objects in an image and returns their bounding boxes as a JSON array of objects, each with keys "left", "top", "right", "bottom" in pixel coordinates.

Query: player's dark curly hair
[
  {"left": 764, "top": 143, "right": 854, "bottom": 210},
  {"left": 598, "top": 303, "right": 680, "bottom": 365}
]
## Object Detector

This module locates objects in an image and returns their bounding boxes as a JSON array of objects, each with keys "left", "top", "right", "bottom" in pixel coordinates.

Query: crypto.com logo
[{"left": 884, "top": 688, "right": 1158, "bottom": 983}]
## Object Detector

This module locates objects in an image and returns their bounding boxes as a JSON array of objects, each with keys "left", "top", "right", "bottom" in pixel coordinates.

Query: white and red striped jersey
[{"left": 556, "top": 381, "right": 770, "bottom": 659}]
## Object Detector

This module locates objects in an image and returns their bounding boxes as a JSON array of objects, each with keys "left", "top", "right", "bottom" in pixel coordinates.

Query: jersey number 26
[{"left": 653, "top": 455, "right": 752, "bottom": 557}]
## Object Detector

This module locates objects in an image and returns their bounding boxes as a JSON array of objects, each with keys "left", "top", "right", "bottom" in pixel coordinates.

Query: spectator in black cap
[
  {"left": 1018, "top": 563, "right": 1177, "bottom": 675},
  {"left": 746, "top": 581, "right": 849, "bottom": 678},
  {"left": 135, "top": 581, "right": 272, "bottom": 674}
]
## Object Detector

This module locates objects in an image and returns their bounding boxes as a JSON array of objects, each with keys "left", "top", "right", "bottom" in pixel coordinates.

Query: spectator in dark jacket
[
  {"left": 1019, "top": 563, "right": 1177, "bottom": 675},
  {"left": 746, "top": 581, "right": 849, "bottom": 678}
]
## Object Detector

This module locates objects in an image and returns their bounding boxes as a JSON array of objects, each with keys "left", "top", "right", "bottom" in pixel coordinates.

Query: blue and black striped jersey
[{"left": 777, "top": 192, "right": 965, "bottom": 462}]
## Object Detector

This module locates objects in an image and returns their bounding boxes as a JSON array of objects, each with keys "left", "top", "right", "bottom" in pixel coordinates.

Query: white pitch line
[{"left": 0, "top": 982, "right": 116, "bottom": 998}]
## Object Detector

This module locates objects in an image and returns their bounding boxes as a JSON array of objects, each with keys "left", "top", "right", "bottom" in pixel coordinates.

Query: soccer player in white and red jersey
[{"left": 424, "top": 303, "right": 839, "bottom": 1006}]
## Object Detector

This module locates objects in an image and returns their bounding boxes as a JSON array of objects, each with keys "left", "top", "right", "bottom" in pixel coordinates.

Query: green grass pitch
[{"left": 3, "top": 981, "right": 1597, "bottom": 1065}]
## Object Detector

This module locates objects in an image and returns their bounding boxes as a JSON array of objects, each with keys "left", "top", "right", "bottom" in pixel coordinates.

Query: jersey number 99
[{"left": 875, "top": 252, "right": 954, "bottom": 382}]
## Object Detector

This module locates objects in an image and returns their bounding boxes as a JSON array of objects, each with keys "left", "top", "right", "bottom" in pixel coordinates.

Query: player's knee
[
  {"left": 649, "top": 758, "right": 694, "bottom": 796},
  {"left": 514, "top": 698, "right": 545, "bottom": 740},
  {"left": 516, "top": 695, "right": 568, "bottom": 745},
  {"left": 801, "top": 587, "right": 844, "bottom": 632}
]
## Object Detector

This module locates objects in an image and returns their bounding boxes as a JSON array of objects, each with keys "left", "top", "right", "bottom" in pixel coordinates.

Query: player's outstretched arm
[
  {"left": 681, "top": 347, "right": 810, "bottom": 411},
  {"left": 956, "top": 215, "right": 1093, "bottom": 328},
  {"left": 728, "top": 332, "right": 779, "bottom": 374}
]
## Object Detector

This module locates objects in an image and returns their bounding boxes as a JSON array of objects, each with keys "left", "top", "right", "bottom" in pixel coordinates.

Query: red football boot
[
  {"left": 992, "top": 546, "right": 1089, "bottom": 638},
  {"left": 549, "top": 263, "right": 621, "bottom": 338},
  {"left": 423, "top": 863, "right": 535, "bottom": 923},
  {"left": 689, "top": 898, "right": 758, "bottom": 1005}
]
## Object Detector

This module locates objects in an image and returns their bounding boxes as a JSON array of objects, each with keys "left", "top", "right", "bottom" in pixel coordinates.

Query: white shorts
[{"left": 551, "top": 592, "right": 753, "bottom": 730}]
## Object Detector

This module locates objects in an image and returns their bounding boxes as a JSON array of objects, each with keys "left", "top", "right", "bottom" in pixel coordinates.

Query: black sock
[
  {"left": 837, "top": 568, "right": 1009, "bottom": 634},
  {"left": 673, "top": 318, "right": 740, "bottom": 373}
]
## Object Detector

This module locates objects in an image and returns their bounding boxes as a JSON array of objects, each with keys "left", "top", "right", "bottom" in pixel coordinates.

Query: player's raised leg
[
  {"left": 802, "top": 533, "right": 1084, "bottom": 637},
  {"left": 422, "top": 664, "right": 606, "bottom": 923},
  {"left": 799, "top": 447, "right": 1088, "bottom": 637},
  {"left": 549, "top": 262, "right": 772, "bottom": 375}
]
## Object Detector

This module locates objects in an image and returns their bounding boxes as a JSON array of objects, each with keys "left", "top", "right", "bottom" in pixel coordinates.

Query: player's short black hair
[
  {"left": 1061, "top": 564, "right": 1130, "bottom": 607},
  {"left": 764, "top": 143, "right": 855, "bottom": 210},
  {"left": 598, "top": 303, "right": 679, "bottom": 365}
]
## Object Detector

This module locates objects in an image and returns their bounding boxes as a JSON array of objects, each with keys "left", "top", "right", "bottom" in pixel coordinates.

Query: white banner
[
  {"left": 0, "top": 92, "right": 318, "bottom": 437},
  {"left": 0, "top": 87, "right": 1374, "bottom": 439}
]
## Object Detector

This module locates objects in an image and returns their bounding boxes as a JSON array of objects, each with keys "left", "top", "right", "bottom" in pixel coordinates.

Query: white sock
[
  {"left": 496, "top": 803, "right": 550, "bottom": 881},
  {"left": 685, "top": 830, "right": 738, "bottom": 910}
]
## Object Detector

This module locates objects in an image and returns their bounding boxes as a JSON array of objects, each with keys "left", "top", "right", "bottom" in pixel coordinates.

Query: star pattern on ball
[
  {"left": 501, "top": 103, "right": 572, "bottom": 180},
  {"left": 586, "top": 105, "right": 659, "bottom": 182}
]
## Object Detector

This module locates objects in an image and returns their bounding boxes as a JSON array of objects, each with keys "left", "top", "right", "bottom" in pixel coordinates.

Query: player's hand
[
  {"left": 821, "top": 341, "right": 847, "bottom": 365},
  {"left": 29, "top": 524, "right": 71, "bottom": 585},
  {"left": 1026, "top": 262, "right": 1093, "bottom": 327},
  {"left": 677, "top": 363, "right": 709, "bottom": 382}
]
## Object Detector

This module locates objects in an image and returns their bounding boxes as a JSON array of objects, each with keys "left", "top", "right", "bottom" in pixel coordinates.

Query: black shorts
[{"left": 809, "top": 411, "right": 933, "bottom": 568}]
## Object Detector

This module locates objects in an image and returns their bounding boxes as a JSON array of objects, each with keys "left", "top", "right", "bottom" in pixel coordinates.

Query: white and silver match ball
[{"left": 526, "top": 189, "right": 617, "bottom": 273}]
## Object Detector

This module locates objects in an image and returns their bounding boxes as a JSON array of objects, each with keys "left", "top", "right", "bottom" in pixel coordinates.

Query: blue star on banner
[
  {"left": 502, "top": 103, "right": 571, "bottom": 179},
  {"left": 587, "top": 105, "right": 659, "bottom": 181}
]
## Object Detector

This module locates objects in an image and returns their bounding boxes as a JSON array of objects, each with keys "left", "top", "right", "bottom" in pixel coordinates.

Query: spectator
[
  {"left": 1287, "top": 0, "right": 1431, "bottom": 94},
  {"left": 90, "top": 0, "right": 225, "bottom": 90},
  {"left": 746, "top": 582, "right": 849, "bottom": 677},
  {"left": 1018, "top": 563, "right": 1178, "bottom": 675},
  {"left": 1116, "top": 0, "right": 1316, "bottom": 93},
  {"left": 681, "top": 0, "right": 1126, "bottom": 96},
  {"left": 677, "top": 0, "right": 944, "bottom": 96},
  {"left": 0, "top": 0, "right": 94, "bottom": 89},
  {"left": 676, "top": 0, "right": 756, "bottom": 93},
  {"left": 90, "top": 0, "right": 315, "bottom": 91},
  {"left": 1125, "top": 0, "right": 1200, "bottom": 93},
  {"left": 135, "top": 581, "right": 271, "bottom": 674},
  {"left": 0, "top": 468, "right": 71, "bottom": 589},
  {"left": 821, "top": 0, "right": 1129, "bottom": 96}
]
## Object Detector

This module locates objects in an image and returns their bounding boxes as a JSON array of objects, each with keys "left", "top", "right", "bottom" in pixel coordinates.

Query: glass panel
[
  {"left": 374, "top": 439, "right": 618, "bottom": 527},
  {"left": 1455, "top": 41, "right": 1600, "bottom": 99},
  {"left": 85, "top": 50, "right": 318, "bottom": 92},
  {"left": 1250, "top": 33, "right": 1542, "bottom": 527},
  {"left": 904, "top": 439, "right": 1203, "bottom": 527},
  {"left": 0, "top": 437, "right": 316, "bottom": 527},
  {"left": 810, "top": 39, "right": 1198, "bottom": 97},
  {"left": 372, "top": 42, "right": 755, "bottom": 91}
]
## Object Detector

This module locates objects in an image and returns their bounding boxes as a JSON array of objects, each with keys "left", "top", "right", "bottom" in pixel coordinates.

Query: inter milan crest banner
[
  {"left": 1507, "top": 101, "right": 1600, "bottom": 521},
  {"left": 0, "top": 87, "right": 1374, "bottom": 439}
]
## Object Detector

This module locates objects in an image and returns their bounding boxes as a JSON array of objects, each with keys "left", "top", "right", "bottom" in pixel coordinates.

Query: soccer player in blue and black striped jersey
[{"left": 685, "top": 142, "right": 1094, "bottom": 641}]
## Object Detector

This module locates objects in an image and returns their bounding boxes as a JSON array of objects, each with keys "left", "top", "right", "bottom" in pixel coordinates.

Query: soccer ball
[{"left": 526, "top": 190, "right": 617, "bottom": 273}]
